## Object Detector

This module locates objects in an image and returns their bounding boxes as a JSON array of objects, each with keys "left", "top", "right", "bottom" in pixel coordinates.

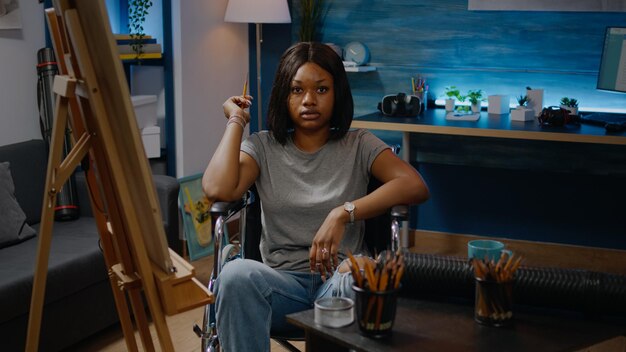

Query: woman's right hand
[{"left": 223, "top": 95, "right": 253, "bottom": 123}]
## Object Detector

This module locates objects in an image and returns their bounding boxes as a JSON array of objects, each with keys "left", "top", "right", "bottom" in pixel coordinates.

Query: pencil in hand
[
  {"left": 242, "top": 72, "right": 249, "bottom": 97},
  {"left": 237, "top": 72, "right": 251, "bottom": 112}
]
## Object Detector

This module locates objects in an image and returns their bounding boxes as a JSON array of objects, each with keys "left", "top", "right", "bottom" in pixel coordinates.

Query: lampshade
[{"left": 224, "top": 0, "right": 291, "bottom": 23}]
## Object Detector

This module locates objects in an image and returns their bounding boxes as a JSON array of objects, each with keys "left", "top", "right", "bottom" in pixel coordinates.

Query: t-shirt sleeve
[
  {"left": 358, "top": 129, "right": 390, "bottom": 171},
  {"left": 240, "top": 132, "right": 264, "bottom": 168}
]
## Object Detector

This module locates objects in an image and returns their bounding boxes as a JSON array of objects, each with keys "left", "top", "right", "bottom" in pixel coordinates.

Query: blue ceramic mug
[{"left": 467, "top": 239, "right": 512, "bottom": 262}]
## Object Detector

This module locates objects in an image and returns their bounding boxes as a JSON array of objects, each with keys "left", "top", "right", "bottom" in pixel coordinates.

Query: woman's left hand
[{"left": 309, "top": 207, "right": 346, "bottom": 281}]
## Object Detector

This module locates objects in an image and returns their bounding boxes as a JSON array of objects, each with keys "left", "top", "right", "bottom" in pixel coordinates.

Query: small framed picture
[
  {"left": 178, "top": 173, "right": 213, "bottom": 260},
  {"left": 0, "top": 0, "right": 22, "bottom": 30}
]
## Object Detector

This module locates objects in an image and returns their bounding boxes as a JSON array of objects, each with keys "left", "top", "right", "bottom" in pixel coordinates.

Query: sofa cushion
[
  {"left": 0, "top": 217, "right": 108, "bottom": 324},
  {"left": 0, "top": 162, "right": 36, "bottom": 249},
  {"left": 0, "top": 139, "right": 48, "bottom": 224}
]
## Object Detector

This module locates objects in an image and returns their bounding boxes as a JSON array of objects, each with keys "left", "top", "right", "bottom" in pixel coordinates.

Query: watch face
[
  {"left": 343, "top": 41, "right": 370, "bottom": 66},
  {"left": 344, "top": 202, "right": 355, "bottom": 211}
]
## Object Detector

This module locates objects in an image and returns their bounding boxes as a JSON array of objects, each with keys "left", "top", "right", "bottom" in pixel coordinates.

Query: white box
[
  {"left": 131, "top": 95, "right": 158, "bottom": 129},
  {"left": 510, "top": 107, "right": 535, "bottom": 121},
  {"left": 141, "top": 126, "right": 161, "bottom": 158},
  {"left": 526, "top": 89, "right": 544, "bottom": 117},
  {"left": 487, "top": 95, "right": 510, "bottom": 114}
]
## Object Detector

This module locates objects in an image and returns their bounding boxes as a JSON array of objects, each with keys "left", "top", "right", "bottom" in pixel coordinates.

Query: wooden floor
[{"left": 65, "top": 255, "right": 304, "bottom": 351}]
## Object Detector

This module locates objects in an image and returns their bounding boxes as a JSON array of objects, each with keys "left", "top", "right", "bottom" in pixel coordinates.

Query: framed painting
[
  {"left": 178, "top": 173, "right": 213, "bottom": 260},
  {"left": 468, "top": 0, "right": 626, "bottom": 12},
  {"left": 0, "top": 0, "right": 21, "bottom": 29}
]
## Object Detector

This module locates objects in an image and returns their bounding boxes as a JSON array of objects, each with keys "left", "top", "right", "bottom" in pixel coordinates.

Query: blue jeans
[{"left": 213, "top": 258, "right": 355, "bottom": 352}]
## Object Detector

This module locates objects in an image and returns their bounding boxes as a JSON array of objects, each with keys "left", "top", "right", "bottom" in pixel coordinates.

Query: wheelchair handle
[{"left": 390, "top": 204, "right": 408, "bottom": 220}]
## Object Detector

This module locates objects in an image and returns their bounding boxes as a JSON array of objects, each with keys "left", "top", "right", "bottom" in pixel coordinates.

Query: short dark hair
[{"left": 267, "top": 42, "right": 354, "bottom": 144}]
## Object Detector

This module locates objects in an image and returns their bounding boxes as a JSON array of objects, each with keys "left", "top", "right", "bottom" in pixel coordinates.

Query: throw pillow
[{"left": 0, "top": 162, "right": 36, "bottom": 248}]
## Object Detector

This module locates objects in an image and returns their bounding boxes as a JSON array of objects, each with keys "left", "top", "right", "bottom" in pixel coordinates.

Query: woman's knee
[{"left": 216, "top": 259, "right": 266, "bottom": 295}]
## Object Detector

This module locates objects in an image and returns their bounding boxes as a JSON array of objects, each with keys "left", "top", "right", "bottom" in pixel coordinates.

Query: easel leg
[
  {"left": 107, "top": 270, "right": 140, "bottom": 352},
  {"left": 128, "top": 289, "right": 157, "bottom": 351},
  {"left": 26, "top": 95, "right": 70, "bottom": 352},
  {"left": 99, "top": 225, "right": 139, "bottom": 352}
]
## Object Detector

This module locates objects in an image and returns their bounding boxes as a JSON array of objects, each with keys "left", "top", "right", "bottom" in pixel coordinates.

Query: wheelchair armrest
[
  {"left": 391, "top": 204, "right": 408, "bottom": 221},
  {"left": 210, "top": 191, "right": 255, "bottom": 219},
  {"left": 210, "top": 199, "right": 246, "bottom": 219}
]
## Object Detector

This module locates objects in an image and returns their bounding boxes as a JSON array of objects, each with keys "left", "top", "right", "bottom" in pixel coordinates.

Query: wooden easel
[{"left": 25, "top": 1, "right": 213, "bottom": 351}]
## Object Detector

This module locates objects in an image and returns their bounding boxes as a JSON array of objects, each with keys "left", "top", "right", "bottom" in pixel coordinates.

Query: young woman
[{"left": 203, "top": 42, "right": 429, "bottom": 351}]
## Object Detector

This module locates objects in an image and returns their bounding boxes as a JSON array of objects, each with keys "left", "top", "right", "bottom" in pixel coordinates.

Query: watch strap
[{"left": 344, "top": 202, "right": 355, "bottom": 223}]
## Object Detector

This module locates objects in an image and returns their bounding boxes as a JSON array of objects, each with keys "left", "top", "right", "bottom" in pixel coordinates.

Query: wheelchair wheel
[{"left": 220, "top": 243, "right": 240, "bottom": 270}]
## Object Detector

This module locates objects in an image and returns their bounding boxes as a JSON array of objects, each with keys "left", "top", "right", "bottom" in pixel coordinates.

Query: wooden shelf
[{"left": 344, "top": 66, "right": 376, "bottom": 72}]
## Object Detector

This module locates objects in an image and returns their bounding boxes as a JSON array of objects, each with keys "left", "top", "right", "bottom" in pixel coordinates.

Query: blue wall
[
  {"left": 314, "top": 0, "right": 626, "bottom": 116},
  {"left": 276, "top": 1, "right": 626, "bottom": 250}
]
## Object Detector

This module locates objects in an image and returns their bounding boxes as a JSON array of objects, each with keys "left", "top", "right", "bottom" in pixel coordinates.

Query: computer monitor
[{"left": 597, "top": 27, "right": 626, "bottom": 93}]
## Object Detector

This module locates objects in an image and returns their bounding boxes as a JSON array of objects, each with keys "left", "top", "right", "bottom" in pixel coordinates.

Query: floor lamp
[{"left": 224, "top": 0, "right": 291, "bottom": 131}]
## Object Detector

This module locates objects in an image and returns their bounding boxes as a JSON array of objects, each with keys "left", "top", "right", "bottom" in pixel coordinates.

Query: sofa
[{"left": 0, "top": 139, "right": 181, "bottom": 351}]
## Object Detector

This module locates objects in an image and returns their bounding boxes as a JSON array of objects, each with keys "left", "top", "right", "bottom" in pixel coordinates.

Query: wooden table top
[
  {"left": 351, "top": 110, "right": 626, "bottom": 145},
  {"left": 287, "top": 297, "right": 626, "bottom": 352}
]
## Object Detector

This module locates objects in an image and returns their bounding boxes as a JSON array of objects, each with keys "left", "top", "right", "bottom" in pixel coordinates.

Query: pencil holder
[
  {"left": 416, "top": 90, "right": 428, "bottom": 111},
  {"left": 352, "top": 285, "right": 399, "bottom": 338},
  {"left": 474, "top": 277, "right": 514, "bottom": 327}
]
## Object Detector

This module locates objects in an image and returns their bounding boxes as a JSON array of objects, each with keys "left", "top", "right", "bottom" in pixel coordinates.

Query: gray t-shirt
[{"left": 241, "top": 128, "right": 389, "bottom": 271}]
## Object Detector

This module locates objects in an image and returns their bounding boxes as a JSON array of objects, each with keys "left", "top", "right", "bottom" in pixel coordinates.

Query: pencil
[{"left": 242, "top": 72, "right": 249, "bottom": 96}]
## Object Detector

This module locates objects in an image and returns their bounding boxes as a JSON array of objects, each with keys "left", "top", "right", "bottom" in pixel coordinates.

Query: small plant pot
[
  {"left": 510, "top": 107, "right": 534, "bottom": 121},
  {"left": 445, "top": 98, "right": 455, "bottom": 112},
  {"left": 487, "top": 95, "right": 510, "bottom": 115},
  {"left": 471, "top": 103, "right": 481, "bottom": 113},
  {"left": 560, "top": 105, "right": 578, "bottom": 115}
]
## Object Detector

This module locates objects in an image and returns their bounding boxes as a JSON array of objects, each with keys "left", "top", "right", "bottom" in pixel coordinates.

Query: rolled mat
[{"left": 390, "top": 251, "right": 626, "bottom": 317}]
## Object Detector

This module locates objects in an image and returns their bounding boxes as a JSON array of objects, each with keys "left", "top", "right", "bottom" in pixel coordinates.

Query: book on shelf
[
  {"left": 117, "top": 43, "right": 162, "bottom": 55},
  {"left": 119, "top": 52, "right": 162, "bottom": 60},
  {"left": 114, "top": 33, "right": 153, "bottom": 40},
  {"left": 116, "top": 37, "right": 158, "bottom": 45}
]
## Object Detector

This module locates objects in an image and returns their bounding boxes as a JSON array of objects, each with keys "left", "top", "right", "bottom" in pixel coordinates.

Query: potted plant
[
  {"left": 560, "top": 97, "right": 579, "bottom": 115},
  {"left": 298, "top": 0, "right": 327, "bottom": 42},
  {"left": 453, "top": 94, "right": 472, "bottom": 113},
  {"left": 128, "top": 0, "right": 154, "bottom": 60},
  {"left": 444, "top": 86, "right": 460, "bottom": 112},
  {"left": 466, "top": 89, "right": 485, "bottom": 113},
  {"left": 510, "top": 93, "right": 534, "bottom": 121}
]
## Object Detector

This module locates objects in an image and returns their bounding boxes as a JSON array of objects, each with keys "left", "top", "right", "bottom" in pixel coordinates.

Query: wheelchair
[{"left": 193, "top": 147, "right": 409, "bottom": 352}]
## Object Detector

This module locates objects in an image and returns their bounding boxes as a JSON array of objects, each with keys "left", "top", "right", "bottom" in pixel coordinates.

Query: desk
[
  {"left": 352, "top": 110, "right": 626, "bottom": 145},
  {"left": 352, "top": 110, "right": 626, "bottom": 164},
  {"left": 287, "top": 298, "right": 626, "bottom": 352},
  {"left": 351, "top": 110, "right": 626, "bottom": 248}
]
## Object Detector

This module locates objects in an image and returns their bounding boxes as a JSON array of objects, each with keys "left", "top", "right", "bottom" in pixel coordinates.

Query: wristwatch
[{"left": 343, "top": 202, "right": 355, "bottom": 223}]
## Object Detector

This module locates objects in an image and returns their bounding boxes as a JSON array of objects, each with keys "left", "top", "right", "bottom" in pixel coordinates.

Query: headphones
[
  {"left": 538, "top": 106, "right": 579, "bottom": 127},
  {"left": 377, "top": 93, "right": 422, "bottom": 117}
]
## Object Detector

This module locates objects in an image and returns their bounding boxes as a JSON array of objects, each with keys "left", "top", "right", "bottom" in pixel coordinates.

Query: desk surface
[
  {"left": 287, "top": 298, "right": 625, "bottom": 352},
  {"left": 352, "top": 110, "right": 626, "bottom": 145}
]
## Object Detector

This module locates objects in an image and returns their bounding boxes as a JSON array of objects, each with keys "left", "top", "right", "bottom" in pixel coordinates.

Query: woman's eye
[
  {"left": 317, "top": 86, "right": 329, "bottom": 93},
  {"left": 291, "top": 87, "right": 303, "bottom": 94}
]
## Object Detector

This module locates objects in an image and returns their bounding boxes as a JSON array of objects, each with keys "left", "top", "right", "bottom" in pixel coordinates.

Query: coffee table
[{"left": 287, "top": 297, "right": 625, "bottom": 352}]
